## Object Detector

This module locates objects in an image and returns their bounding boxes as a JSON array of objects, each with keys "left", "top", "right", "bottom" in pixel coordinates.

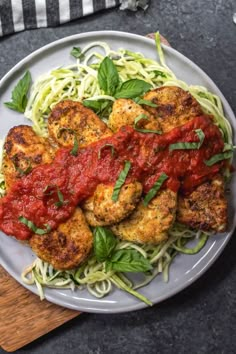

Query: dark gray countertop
[{"left": 0, "top": 1, "right": 236, "bottom": 353}]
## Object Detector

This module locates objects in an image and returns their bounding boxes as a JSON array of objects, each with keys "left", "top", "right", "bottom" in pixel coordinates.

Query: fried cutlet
[
  {"left": 177, "top": 175, "right": 227, "bottom": 232},
  {"left": 48, "top": 100, "right": 112, "bottom": 148},
  {"left": 2, "top": 125, "right": 54, "bottom": 191},
  {"left": 143, "top": 86, "right": 203, "bottom": 133},
  {"left": 29, "top": 208, "right": 93, "bottom": 270},
  {"left": 111, "top": 189, "right": 177, "bottom": 244},
  {"left": 108, "top": 98, "right": 161, "bottom": 133},
  {"left": 82, "top": 182, "right": 143, "bottom": 226}
]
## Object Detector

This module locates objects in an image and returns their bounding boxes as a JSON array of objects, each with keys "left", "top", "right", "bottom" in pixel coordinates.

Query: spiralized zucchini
[
  {"left": 22, "top": 224, "right": 209, "bottom": 306},
  {"left": 1, "top": 33, "right": 233, "bottom": 305}
]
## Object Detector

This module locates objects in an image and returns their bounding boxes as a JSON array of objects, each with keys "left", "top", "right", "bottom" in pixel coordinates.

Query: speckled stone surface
[{"left": 0, "top": 1, "right": 236, "bottom": 353}]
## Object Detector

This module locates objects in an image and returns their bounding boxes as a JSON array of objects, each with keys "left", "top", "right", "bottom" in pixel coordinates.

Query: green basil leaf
[
  {"left": 4, "top": 71, "right": 31, "bottom": 113},
  {"left": 54, "top": 188, "right": 65, "bottom": 208},
  {"left": 143, "top": 172, "right": 168, "bottom": 206},
  {"left": 98, "top": 57, "right": 119, "bottom": 96},
  {"left": 83, "top": 99, "right": 112, "bottom": 116},
  {"left": 12, "top": 155, "right": 32, "bottom": 176},
  {"left": 107, "top": 249, "right": 152, "bottom": 273},
  {"left": 194, "top": 129, "right": 205, "bottom": 147},
  {"left": 154, "top": 70, "right": 167, "bottom": 78},
  {"left": 112, "top": 161, "right": 131, "bottom": 202},
  {"left": 134, "top": 114, "right": 161, "bottom": 134},
  {"left": 204, "top": 151, "right": 233, "bottom": 166},
  {"left": 83, "top": 100, "right": 104, "bottom": 112},
  {"left": 134, "top": 97, "right": 158, "bottom": 107},
  {"left": 43, "top": 184, "right": 67, "bottom": 208},
  {"left": 93, "top": 227, "right": 117, "bottom": 262},
  {"left": 169, "top": 129, "right": 205, "bottom": 151},
  {"left": 70, "top": 47, "right": 85, "bottom": 60},
  {"left": 19, "top": 216, "right": 51, "bottom": 235},
  {"left": 98, "top": 144, "right": 115, "bottom": 159},
  {"left": 57, "top": 127, "right": 78, "bottom": 156},
  {"left": 114, "top": 79, "right": 152, "bottom": 99}
]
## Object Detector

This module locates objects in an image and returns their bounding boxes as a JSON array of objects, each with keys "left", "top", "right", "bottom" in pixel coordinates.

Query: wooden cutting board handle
[{"left": 0, "top": 265, "right": 79, "bottom": 352}]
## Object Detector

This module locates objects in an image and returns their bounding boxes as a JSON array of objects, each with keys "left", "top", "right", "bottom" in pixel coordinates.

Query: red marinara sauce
[{"left": 0, "top": 115, "right": 226, "bottom": 240}]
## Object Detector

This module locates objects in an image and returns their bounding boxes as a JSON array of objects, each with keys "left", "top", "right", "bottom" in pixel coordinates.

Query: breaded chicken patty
[
  {"left": 83, "top": 182, "right": 143, "bottom": 226},
  {"left": 111, "top": 189, "right": 177, "bottom": 244},
  {"left": 29, "top": 208, "right": 93, "bottom": 270},
  {"left": 177, "top": 175, "right": 227, "bottom": 232},
  {"left": 48, "top": 100, "right": 112, "bottom": 148},
  {"left": 2, "top": 125, "right": 54, "bottom": 191},
  {"left": 143, "top": 86, "right": 203, "bottom": 133},
  {"left": 108, "top": 98, "right": 161, "bottom": 133}
]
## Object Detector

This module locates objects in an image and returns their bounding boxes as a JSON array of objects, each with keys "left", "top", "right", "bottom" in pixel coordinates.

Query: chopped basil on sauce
[
  {"left": 134, "top": 114, "right": 161, "bottom": 134},
  {"left": 143, "top": 173, "right": 168, "bottom": 207},
  {"left": 204, "top": 151, "right": 233, "bottom": 166},
  {"left": 169, "top": 129, "right": 205, "bottom": 151},
  {"left": 98, "top": 144, "right": 115, "bottom": 160},
  {"left": 18, "top": 216, "right": 51, "bottom": 235},
  {"left": 57, "top": 127, "right": 78, "bottom": 156},
  {"left": 43, "top": 184, "right": 67, "bottom": 208},
  {"left": 12, "top": 155, "right": 32, "bottom": 176},
  {"left": 112, "top": 161, "right": 131, "bottom": 202}
]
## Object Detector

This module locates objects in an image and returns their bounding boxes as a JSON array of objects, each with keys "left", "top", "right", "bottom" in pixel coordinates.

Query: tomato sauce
[{"left": 0, "top": 115, "right": 226, "bottom": 240}]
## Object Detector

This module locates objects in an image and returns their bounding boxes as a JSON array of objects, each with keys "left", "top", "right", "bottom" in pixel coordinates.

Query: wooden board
[{"left": 0, "top": 265, "right": 79, "bottom": 352}]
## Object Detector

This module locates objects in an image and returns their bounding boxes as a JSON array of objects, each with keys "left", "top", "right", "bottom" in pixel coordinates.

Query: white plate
[{"left": 0, "top": 31, "right": 235, "bottom": 313}]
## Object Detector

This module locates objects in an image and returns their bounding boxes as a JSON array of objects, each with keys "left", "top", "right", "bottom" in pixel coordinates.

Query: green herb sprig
[
  {"left": 70, "top": 47, "right": 85, "bottom": 60},
  {"left": 93, "top": 227, "right": 152, "bottom": 273},
  {"left": 4, "top": 71, "right": 31, "bottom": 113}
]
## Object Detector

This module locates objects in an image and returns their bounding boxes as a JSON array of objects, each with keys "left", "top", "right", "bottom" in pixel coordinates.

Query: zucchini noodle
[
  {"left": 22, "top": 226, "right": 209, "bottom": 305},
  {"left": 2, "top": 33, "right": 233, "bottom": 304}
]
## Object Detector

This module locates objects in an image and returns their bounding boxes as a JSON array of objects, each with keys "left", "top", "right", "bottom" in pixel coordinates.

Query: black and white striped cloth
[{"left": 0, "top": 0, "right": 149, "bottom": 37}]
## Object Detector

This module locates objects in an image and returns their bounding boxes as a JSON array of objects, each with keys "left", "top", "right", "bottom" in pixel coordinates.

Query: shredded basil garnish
[
  {"left": 112, "top": 161, "right": 131, "bottom": 202},
  {"left": 12, "top": 155, "right": 32, "bottom": 176},
  {"left": 70, "top": 47, "right": 85, "bottom": 60},
  {"left": 143, "top": 173, "right": 168, "bottom": 206},
  {"left": 169, "top": 129, "right": 205, "bottom": 151},
  {"left": 43, "top": 184, "right": 66, "bottom": 208},
  {"left": 134, "top": 97, "right": 158, "bottom": 108},
  {"left": 57, "top": 127, "right": 78, "bottom": 156},
  {"left": 98, "top": 144, "right": 115, "bottom": 160},
  {"left": 54, "top": 188, "right": 65, "bottom": 208},
  {"left": 134, "top": 114, "right": 161, "bottom": 134},
  {"left": 204, "top": 151, "right": 233, "bottom": 166},
  {"left": 18, "top": 216, "right": 51, "bottom": 235}
]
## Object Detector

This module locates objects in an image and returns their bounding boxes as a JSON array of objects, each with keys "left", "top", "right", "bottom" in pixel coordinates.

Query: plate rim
[{"left": 0, "top": 30, "right": 235, "bottom": 313}]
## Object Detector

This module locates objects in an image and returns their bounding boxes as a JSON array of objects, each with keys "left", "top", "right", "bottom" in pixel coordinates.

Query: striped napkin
[{"left": 0, "top": 0, "right": 149, "bottom": 37}]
